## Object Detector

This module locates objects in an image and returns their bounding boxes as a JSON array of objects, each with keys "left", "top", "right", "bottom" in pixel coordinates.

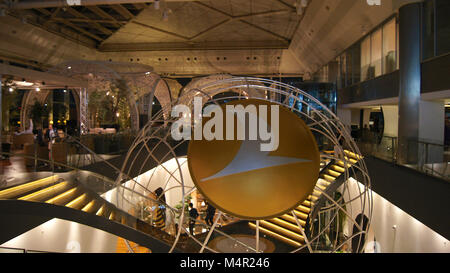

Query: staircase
[
  {"left": 0, "top": 175, "right": 135, "bottom": 225},
  {"left": 0, "top": 174, "right": 184, "bottom": 252},
  {"left": 249, "top": 150, "right": 361, "bottom": 248}
]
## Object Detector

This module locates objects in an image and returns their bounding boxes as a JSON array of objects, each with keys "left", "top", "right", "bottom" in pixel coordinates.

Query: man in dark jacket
[
  {"left": 205, "top": 202, "right": 216, "bottom": 226},
  {"left": 188, "top": 203, "right": 199, "bottom": 235}
]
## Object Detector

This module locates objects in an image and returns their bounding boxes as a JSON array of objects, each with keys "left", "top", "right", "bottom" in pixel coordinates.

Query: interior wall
[
  {"left": 337, "top": 108, "right": 352, "bottom": 129},
  {"left": 0, "top": 218, "right": 117, "bottom": 253},
  {"left": 418, "top": 100, "right": 445, "bottom": 163},
  {"left": 419, "top": 100, "right": 445, "bottom": 144},
  {"left": 381, "top": 105, "right": 399, "bottom": 137},
  {"left": 345, "top": 178, "right": 449, "bottom": 253},
  {"left": 351, "top": 109, "right": 361, "bottom": 126}
]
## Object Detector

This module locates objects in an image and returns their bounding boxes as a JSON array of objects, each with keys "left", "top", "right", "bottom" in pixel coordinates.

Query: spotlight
[
  {"left": 8, "top": 87, "right": 13, "bottom": 92},
  {"left": 35, "top": 87, "right": 40, "bottom": 92}
]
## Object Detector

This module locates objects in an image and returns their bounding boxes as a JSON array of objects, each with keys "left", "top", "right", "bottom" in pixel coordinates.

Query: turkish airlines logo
[{"left": 186, "top": 99, "right": 320, "bottom": 220}]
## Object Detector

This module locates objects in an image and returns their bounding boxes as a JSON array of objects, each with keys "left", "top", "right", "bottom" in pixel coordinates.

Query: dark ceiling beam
[
  {"left": 132, "top": 3, "right": 148, "bottom": 10},
  {"left": 98, "top": 40, "right": 289, "bottom": 52},
  {"left": 64, "top": 6, "right": 113, "bottom": 35},
  {"left": 52, "top": 17, "right": 127, "bottom": 24},
  {"left": 53, "top": 17, "right": 104, "bottom": 41},
  {"left": 188, "top": 18, "right": 231, "bottom": 40},
  {"left": 273, "top": 0, "right": 296, "bottom": 11},
  {"left": 42, "top": 7, "right": 61, "bottom": 28},
  {"left": 86, "top": 6, "right": 123, "bottom": 27},
  {"left": 111, "top": 4, "right": 134, "bottom": 20},
  {"left": 131, "top": 21, "right": 190, "bottom": 41}
]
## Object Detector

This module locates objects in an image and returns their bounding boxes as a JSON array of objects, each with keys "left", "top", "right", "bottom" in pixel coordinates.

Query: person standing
[
  {"left": 45, "top": 124, "right": 58, "bottom": 161},
  {"left": 205, "top": 202, "right": 216, "bottom": 226},
  {"left": 188, "top": 203, "right": 199, "bottom": 236}
]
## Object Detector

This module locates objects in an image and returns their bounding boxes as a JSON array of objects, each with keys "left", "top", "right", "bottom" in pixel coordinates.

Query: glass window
[
  {"left": 361, "top": 36, "right": 371, "bottom": 81},
  {"left": 345, "top": 51, "right": 353, "bottom": 86},
  {"left": 436, "top": 0, "right": 450, "bottom": 56},
  {"left": 383, "top": 19, "right": 397, "bottom": 73},
  {"left": 371, "top": 28, "right": 382, "bottom": 78},
  {"left": 351, "top": 44, "right": 361, "bottom": 84}
]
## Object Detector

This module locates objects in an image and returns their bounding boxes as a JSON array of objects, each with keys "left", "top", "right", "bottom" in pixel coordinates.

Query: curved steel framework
[{"left": 113, "top": 77, "right": 372, "bottom": 253}]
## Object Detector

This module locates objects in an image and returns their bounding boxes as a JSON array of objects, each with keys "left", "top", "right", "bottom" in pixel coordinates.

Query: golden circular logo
[{"left": 187, "top": 99, "right": 320, "bottom": 220}]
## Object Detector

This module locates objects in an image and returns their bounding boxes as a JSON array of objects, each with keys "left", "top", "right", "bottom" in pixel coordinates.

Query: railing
[
  {"left": 0, "top": 246, "right": 53, "bottom": 253},
  {"left": 0, "top": 133, "right": 257, "bottom": 253},
  {"left": 356, "top": 135, "right": 450, "bottom": 181}
]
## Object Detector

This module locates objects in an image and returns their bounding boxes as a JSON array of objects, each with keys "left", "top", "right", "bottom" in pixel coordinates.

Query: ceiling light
[
  {"left": 14, "top": 80, "right": 33, "bottom": 87},
  {"left": 8, "top": 87, "right": 13, "bottom": 92},
  {"left": 35, "top": 87, "right": 40, "bottom": 92}
]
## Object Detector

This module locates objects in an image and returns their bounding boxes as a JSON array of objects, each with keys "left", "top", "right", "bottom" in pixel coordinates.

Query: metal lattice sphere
[{"left": 113, "top": 77, "right": 372, "bottom": 253}]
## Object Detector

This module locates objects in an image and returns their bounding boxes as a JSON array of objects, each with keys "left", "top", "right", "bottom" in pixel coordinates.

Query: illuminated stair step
[
  {"left": 326, "top": 169, "right": 341, "bottom": 177},
  {"left": 17, "top": 181, "right": 72, "bottom": 202},
  {"left": 280, "top": 214, "right": 306, "bottom": 227},
  {"left": 321, "top": 174, "right": 336, "bottom": 182},
  {"left": 291, "top": 210, "right": 308, "bottom": 221},
  {"left": 45, "top": 187, "right": 78, "bottom": 205},
  {"left": 109, "top": 210, "right": 116, "bottom": 221},
  {"left": 279, "top": 214, "right": 306, "bottom": 227},
  {"left": 344, "top": 157, "right": 358, "bottom": 164},
  {"left": 65, "top": 193, "right": 89, "bottom": 209},
  {"left": 336, "top": 160, "right": 352, "bottom": 168},
  {"left": 0, "top": 175, "right": 60, "bottom": 199},
  {"left": 102, "top": 206, "right": 114, "bottom": 219},
  {"left": 308, "top": 195, "right": 318, "bottom": 202},
  {"left": 248, "top": 222, "right": 302, "bottom": 248},
  {"left": 302, "top": 200, "right": 311, "bottom": 207},
  {"left": 344, "top": 150, "right": 362, "bottom": 160},
  {"left": 331, "top": 165, "right": 345, "bottom": 173},
  {"left": 318, "top": 179, "right": 331, "bottom": 187},
  {"left": 315, "top": 183, "right": 327, "bottom": 191},
  {"left": 96, "top": 204, "right": 106, "bottom": 216},
  {"left": 296, "top": 204, "right": 310, "bottom": 214},
  {"left": 268, "top": 218, "right": 304, "bottom": 233},
  {"left": 81, "top": 200, "right": 99, "bottom": 213},
  {"left": 259, "top": 220, "right": 305, "bottom": 242}
]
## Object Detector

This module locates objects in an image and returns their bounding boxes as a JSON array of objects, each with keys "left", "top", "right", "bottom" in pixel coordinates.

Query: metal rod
[{"left": 255, "top": 220, "right": 260, "bottom": 253}]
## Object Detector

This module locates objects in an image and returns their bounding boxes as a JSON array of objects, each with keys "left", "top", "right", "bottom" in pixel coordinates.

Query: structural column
[{"left": 397, "top": 2, "right": 421, "bottom": 164}]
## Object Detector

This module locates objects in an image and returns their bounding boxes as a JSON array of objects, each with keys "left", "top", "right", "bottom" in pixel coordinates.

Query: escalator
[
  {"left": 248, "top": 150, "right": 361, "bottom": 249},
  {"left": 0, "top": 174, "right": 198, "bottom": 253}
]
